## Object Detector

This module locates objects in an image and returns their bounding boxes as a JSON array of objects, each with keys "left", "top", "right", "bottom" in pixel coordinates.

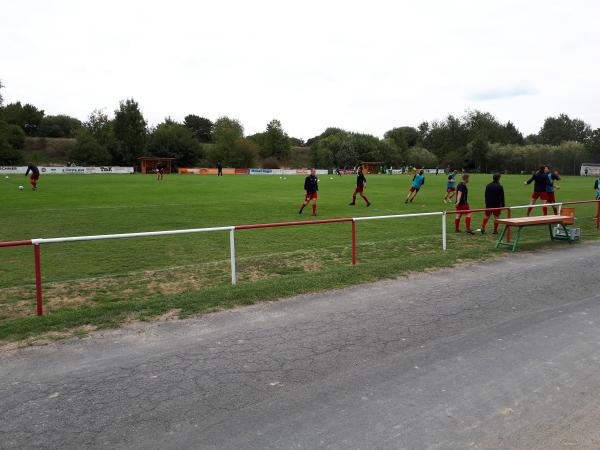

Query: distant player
[
  {"left": 156, "top": 163, "right": 165, "bottom": 181},
  {"left": 335, "top": 168, "right": 342, "bottom": 176},
  {"left": 455, "top": 174, "right": 474, "bottom": 234},
  {"left": 525, "top": 166, "right": 549, "bottom": 216},
  {"left": 299, "top": 168, "right": 319, "bottom": 216},
  {"left": 480, "top": 174, "right": 505, "bottom": 234},
  {"left": 217, "top": 161, "right": 223, "bottom": 176},
  {"left": 545, "top": 170, "right": 561, "bottom": 214},
  {"left": 25, "top": 163, "right": 40, "bottom": 190},
  {"left": 349, "top": 166, "right": 371, "bottom": 207},
  {"left": 443, "top": 170, "right": 457, "bottom": 203},
  {"left": 404, "top": 169, "right": 425, "bottom": 203}
]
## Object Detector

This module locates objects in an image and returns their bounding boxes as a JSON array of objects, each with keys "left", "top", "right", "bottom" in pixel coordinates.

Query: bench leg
[
  {"left": 549, "top": 224, "right": 554, "bottom": 240},
  {"left": 495, "top": 225, "right": 508, "bottom": 248},
  {"left": 512, "top": 227, "right": 523, "bottom": 252},
  {"left": 560, "top": 223, "right": 572, "bottom": 244}
]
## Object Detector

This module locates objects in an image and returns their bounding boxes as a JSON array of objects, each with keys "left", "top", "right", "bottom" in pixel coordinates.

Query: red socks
[
  {"left": 493, "top": 221, "right": 499, "bottom": 233},
  {"left": 542, "top": 206, "right": 548, "bottom": 215},
  {"left": 455, "top": 217, "right": 460, "bottom": 231},
  {"left": 481, "top": 216, "right": 489, "bottom": 231},
  {"left": 466, "top": 217, "right": 471, "bottom": 231},
  {"left": 312, "top": 204, "right": 317, "bottom": 215},
  {"left": 526, "top": 207, "right": 533, "bottom": 216}
]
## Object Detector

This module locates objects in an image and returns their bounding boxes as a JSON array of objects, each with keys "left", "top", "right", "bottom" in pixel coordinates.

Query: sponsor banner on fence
[
  {"left": 0, "top": 166, "right": 133, "bottom": 174},
  {"left": 179, "top": 168, "right": 328, "bottom": 175}
]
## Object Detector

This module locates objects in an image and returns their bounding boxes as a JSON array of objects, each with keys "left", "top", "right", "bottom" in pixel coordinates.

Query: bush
[{"left": 69, "top": 132, "right": 112, "bottom": 165}]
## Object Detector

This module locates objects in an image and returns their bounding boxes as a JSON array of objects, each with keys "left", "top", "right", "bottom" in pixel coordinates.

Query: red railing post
[
  {"left": 34, "top": 244, "right": 43, "bottom": 316},
  {"left": 351, "top": 220, "right": 356, "bottom": 265}
]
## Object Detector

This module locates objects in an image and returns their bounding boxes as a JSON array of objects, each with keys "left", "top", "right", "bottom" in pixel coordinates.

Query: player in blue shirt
[
  {"left": 443, "top": 170, "right": 457, "bottom": 204},
  {"left": 545, "top": 170, "right": 560, "bottom": 214},
  {"left": 404, "top": 169, "right": 425, "bottom": 204}
]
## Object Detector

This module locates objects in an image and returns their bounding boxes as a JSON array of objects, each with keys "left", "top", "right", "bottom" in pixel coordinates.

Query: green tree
[
  {"left": 404, "top": 147, "right": 438, "bottom": 168},
  {"left": 147, "top": 121, "right": 202, "bottom": 166},
  {"left": 38, "top": 115, "right": 82, "bottom": 138},
  {"left": 0, "top": 80, "right": 4, "bottom": 107},
  {"left": 183, "top": 115, "right": 213, "bottom": 143},
  {"left": 467, "top": 136, "right": 490, "bottom": 171},
  {"left": 1, "top": 102, "right": 45, "bottom": 135},
  {"left": 68, "top": 131, "right": 112, "bottom": 165},
  {"left": 0, "top": 120, "right": 24, "bottom": 164},
  {"left": 384, "top": 126, "right": 418, "bottom": 150},
  {"left": 230, "top": 138, "right": 258, "bottom": 167},
  {"left": 260, "top": 119, "right": 291, "bottom": 160},
  {"left": 210, "top": 116, "right": 244, "bottom": 164},
  {"left": 112, "top": 99, "right": 147, "bottom": 165},
  {"left": 539, "top": 113, "right": 591, "bottom": 145}
]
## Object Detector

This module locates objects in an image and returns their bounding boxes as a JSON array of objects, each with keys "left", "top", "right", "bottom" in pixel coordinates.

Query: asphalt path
[{"left": 2, "top": 243, "right": 600, "bottom": 449}]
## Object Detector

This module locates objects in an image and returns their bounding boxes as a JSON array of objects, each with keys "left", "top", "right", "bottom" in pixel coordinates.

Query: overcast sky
[{"left": 2, "top": 0, "right": 599, "bottom": 139}]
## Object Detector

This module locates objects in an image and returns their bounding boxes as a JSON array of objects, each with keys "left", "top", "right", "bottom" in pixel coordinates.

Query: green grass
[{"left": 1, "top": 172, "right": 598, "bottom": 342}]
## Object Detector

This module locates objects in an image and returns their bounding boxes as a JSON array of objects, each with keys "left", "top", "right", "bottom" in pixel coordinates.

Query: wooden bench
[{"left": 495, "top": 215, "right": 574, "bottom": 252}]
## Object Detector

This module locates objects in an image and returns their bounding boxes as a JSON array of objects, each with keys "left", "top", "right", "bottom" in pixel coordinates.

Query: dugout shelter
[
  {"left": 139, "top": 157, "right": 175, "bottom": 174},
  {"left": 360, "top": 161, "right": 384, "bottom": 174}
]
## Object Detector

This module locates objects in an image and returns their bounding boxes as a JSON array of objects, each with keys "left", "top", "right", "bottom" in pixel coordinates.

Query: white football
[
  {"left": 18, "top": 185, "right": 24, "bottom": 190},
  {"left": 4, "top": 176, "right": 8, "bottom": 179}
]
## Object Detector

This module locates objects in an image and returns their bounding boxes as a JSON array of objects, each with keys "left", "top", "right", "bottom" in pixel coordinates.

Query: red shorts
[
  {"left": 531, "top": 191, "right": 547, "bottom": 201},
  {"left": 485, "top": 209, "right": 501, "bottom": 217},
  {"left": 545, "top": 192, "right": 556, "bottom": 203},
  {"left": 409, "top": 186, "right": 419, "bottom": 192},
  {"left": 306, "top": 192, "right": 318, "bottom": 200},
  {"left": 30, "top": 173, "right": 40, "bottom": 180},
  {"left": 447, "top": 187, "right": 456, "bottom": 192},
  {"left": 456, "top": 203, "right": 470, "bottom": 212},
  {"left": 354, "top": 186, "right": 364, "bottom": 193}
]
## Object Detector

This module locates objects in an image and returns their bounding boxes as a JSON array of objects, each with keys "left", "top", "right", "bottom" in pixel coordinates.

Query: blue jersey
[
  {"left": 412, "top": 174, "right": 425, "bottom": 189},
  {"left": 546, "top": 172, "right": 559, "bottom": 193},
  {"left": 447, "top": 174, "right": 455, "bottom": 188},
  {"left": 597, "top": 177, "right": 600, "bottom": 199}
]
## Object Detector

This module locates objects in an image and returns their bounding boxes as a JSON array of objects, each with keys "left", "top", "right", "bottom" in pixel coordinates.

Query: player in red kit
[
  {"left": 455, "top": 174, "right": 474, "bottom": 234},
  {"left": 299, "top": 168, "right": 319, "bottom": 216},
  {"left": 349, "top": 166, "right": 370, "bottom": 207},
  {"left": 25, "top": 164, "right": 40, "bottom": 190}
]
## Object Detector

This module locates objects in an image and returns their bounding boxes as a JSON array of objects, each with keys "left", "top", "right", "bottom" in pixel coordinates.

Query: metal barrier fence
[{"left": 1, "top": 199, "right": 599, "bottom": 316}]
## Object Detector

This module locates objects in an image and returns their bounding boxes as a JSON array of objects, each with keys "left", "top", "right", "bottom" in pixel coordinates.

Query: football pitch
[{"left": 1, "top": 173, "right": 598, "bottom": 342}]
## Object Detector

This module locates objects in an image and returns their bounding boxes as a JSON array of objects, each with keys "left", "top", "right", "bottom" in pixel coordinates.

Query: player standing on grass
[
  {"left": 299, "top": 168, "right": 319, "bottom": 216},
  {"left": 156, "top": 163, "right": 165, "bottom": 181},
  {"left": 594, "top": 175, "right": 600, "bottom": 198},
  {"left": 443, "top": 170, "right": 457, "bottom": 203},
  {"left": 545, "top": 170, "right": 561, "bottom": 214},
  {"left": 525, "top": 166, "right": 549, "bottom": 216},
  {"left": 404, "top": 169, "right": 425, "bottom": 203},
  {"left": 217, "top": 161, "right": 223, "bottom": 176},
  {"left": 480, "top": 174, "right": 505, "bottom": 234},
  {"left": 25, "top": 163, "right": 40, "bottom": 190},
  {"left": 349, "top": 166, "right": 371, "bottom": 207},
  {"left": 455, "top": 174, "right": 474, "bottom": 234}
]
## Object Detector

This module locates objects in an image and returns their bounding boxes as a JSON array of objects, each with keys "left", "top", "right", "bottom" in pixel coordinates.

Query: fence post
[
  {"left": 558, "top": 203, "right": 562, "bottom": 215},
  {"left": 34, "top": 244, "right": 43, "bottom": 316},
  {"left": 229, "top": 228, "right": 237, "bottom": 285},
  {"left": 351, "top": 220, "right": 356, "bottom": 265},
  {"left": 442, "top": 212, "right": 447, "bottom": 250}
]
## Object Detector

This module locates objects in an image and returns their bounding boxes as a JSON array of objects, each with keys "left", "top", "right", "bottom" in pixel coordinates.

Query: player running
[
  {"left": 595, "top": 175, "right": 600, "bottom": 198},
  {"left": 299, "top": 168, "right": 319, "bottom": 216},
  {"left": 443, "top": 170, "right": 457, "bottom": 203},
  {"left": 545, "top": 170, "right": 561, "bottom": 214},
  {"left": 404, "top": 169, "right": 425, "bottom": 204},
  {"left": 480, "top": 174, "right": 505, "bottom": 234},
  {"left": 25, "top": 163, "right": 40, "bottom": 190},
  {"left": 349, "top": 166, "right": 371, "bottom": 207},
  {"left": 524, "top": 166, "right": 549, "bottom": 216},
  {"left": 455, "top": 174, "right": 474, "bottom": 234}
]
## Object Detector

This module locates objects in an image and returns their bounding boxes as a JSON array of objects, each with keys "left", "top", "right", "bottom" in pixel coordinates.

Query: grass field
[{"left": 1, "top": 172, "right": 599, "bottom": 342}]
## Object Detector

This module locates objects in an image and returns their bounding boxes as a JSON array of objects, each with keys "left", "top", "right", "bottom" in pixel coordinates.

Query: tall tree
[
  {"left": 38, "top": 115, "right": 82, "bottom": 138},
  {"left": 147, "top": 121, "right": 202, "bottom": 166},
  {"left": 112, "top": 99, "right": 147, "bottom": 165},
  {"left": 1, "top": 101, "right": 45, "bottom": 135},
  {"left": 260, "top": 119, "right": 291, "bottom": 160},
  {"left": 183, "top": 115, "right": 213, "bottom": 143},
  {"left": 210, "top": 116, "right": 244, "bottom": 164},
  {"left": 539, "top": 113, "right": 591, "bottom": 145}
]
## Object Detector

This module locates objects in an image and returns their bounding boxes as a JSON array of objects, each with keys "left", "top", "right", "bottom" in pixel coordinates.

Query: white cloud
[{"left": 2, "top": 0, "right": 600, "bottom": 138}]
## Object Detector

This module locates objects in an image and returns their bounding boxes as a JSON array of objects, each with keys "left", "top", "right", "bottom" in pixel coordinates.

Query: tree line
[{"left": 1, "top": 81, "right": 599, "bottom": 174}]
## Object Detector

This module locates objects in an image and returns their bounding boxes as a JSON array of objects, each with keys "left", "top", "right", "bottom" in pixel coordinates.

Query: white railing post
[
  {"left": 558, "top": 202, "right": 563, "bottom": 215},
  {"left": 230, "top": 228, "right": 237, "bottom": 285},
  {"left": 442, "top": 211, "right": 447, "bottom": 250}
]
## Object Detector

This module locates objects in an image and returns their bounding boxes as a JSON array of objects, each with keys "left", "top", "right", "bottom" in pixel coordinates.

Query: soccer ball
[
  {"left": 18, "top": 185, "right": 24, "bottom": 190},
  {"left": 330, "top": 177, "right": 333, "bottom": 180},
  {"left": 4, "top": 176, "right": 8, "bottom": 179}
]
